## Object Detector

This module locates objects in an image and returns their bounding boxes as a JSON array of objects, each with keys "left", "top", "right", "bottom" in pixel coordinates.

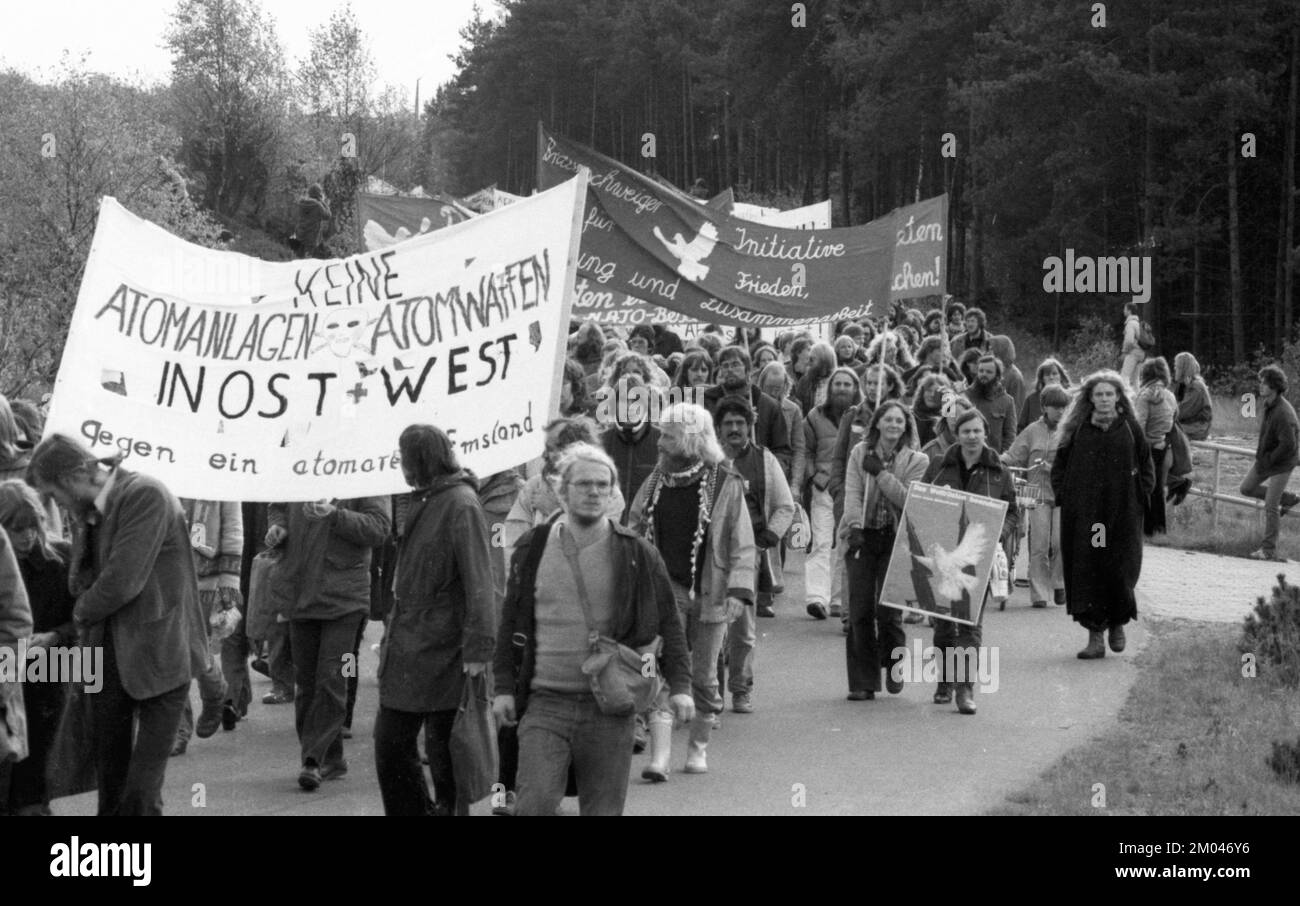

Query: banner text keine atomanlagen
[{"left": 44, "top": 178, "right": 586, "bottom": 500}]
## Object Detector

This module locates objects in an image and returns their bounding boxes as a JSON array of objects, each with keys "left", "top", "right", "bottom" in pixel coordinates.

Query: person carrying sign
[{"left": 920, "top": 410, "right": 1018, "bottom": 715}]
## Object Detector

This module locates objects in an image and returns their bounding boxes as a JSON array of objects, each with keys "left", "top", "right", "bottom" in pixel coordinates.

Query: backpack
[{"left": 1137, "top": 320, "right": 1156, "bottom": 351}]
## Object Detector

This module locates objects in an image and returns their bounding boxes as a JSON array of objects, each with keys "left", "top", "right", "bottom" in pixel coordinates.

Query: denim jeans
[
  {"left": 374, "top": 706, "right": 461, "bottom": 815},
  {"left": 651, "top": 581, "right": 730, "bottom": 720},
  {"left": 177, "top": 590, "right": 227, "bottom": 742},
  {"left": 94, "top": 625, "right": 188, "bottom": 816},
  {"left": 1240, "top": 465, "right": 1295, "bottom": 557},
  {"left": 515, "top": 692, "right": 636, "bottom": 816},
  {"left": 844, "top": 536, "right": 904, "bottom": 693},
  {"left": 724, "top": 596, "right": 756, "bottom": 697},
  {"left": 290, "top": 613, "right": 365, "bottom": 767}
]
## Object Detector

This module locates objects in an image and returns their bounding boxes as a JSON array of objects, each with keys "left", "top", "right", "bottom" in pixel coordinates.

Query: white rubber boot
[
  {"left": 684, "top": 713, "right": 712, "bottom": 774},
  {"left": 640, "top": 716, "right": 673, "bottom": 782}
]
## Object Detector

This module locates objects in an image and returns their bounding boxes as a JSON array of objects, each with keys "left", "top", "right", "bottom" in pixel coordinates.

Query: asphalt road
[{"left": 53, "top": 548, "right": 1145, "bottom": 816}]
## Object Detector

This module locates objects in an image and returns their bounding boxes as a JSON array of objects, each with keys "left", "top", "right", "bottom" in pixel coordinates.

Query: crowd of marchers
[{"left": 1, "top": 297, "right": 1297, "bottom": 816}]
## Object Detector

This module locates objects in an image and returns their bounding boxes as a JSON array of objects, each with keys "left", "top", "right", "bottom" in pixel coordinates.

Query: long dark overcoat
[
  {"left": 378, "top": 471, "right": 496, "bottom": 713},
  {"left": 1051, "top": 415, "right": 1155, "bottom": 625}
]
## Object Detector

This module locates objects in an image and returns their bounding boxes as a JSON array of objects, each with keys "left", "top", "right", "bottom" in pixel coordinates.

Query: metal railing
[{"left": 1187, "top": 440, "right": 1280, "bottom": 533}]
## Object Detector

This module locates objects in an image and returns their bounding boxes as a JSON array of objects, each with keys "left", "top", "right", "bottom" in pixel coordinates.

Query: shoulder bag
[{"left": 559, "top": 525, "right": 662, "bottom": 716}]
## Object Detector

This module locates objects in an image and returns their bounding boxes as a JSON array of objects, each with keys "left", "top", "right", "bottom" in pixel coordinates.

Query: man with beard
[
  {"left": 714, "top": 397, "right": 794, "bottom": 705},
  {"left": 628, "top": 404, "right": 755, "bottom": 778},
  {"left": 904, "top": 336, "right": 963, "bottom": 396},
  {"left": 702, "top": 345, "right": 793, "bottom": 478},
  {"left": 829, "top": 363, "right": 904, "bottom": 520},
  {"left": 950, "top": 307, "right": 992, "bottom": 359},
  {"left": 804, "top": 367, "right": 862, "bottom": 620},
  {"left": 599, "top": 375, "right": 662, "bottom": 524},
  {"left": 964, "top": 355, "right": 1018, "bottom": 454}
]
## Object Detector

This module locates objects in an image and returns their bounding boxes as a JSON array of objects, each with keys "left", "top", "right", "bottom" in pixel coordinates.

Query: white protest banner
[
  {"left": 735, "top": 199, "right": 832, "bottom": 230},
  {"left": 878, "top": 481, "right": 1007, "bottom": 626},
  {"left": 45, "top": 174, "right": 589, "bottom": 501},
  {"left": 730, "top": 201, "right": 780, "bottom": 220}
]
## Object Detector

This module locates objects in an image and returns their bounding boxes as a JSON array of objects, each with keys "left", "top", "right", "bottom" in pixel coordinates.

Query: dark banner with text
[{"left": 537, "top": 126, "right": 947, "bottom": 328}]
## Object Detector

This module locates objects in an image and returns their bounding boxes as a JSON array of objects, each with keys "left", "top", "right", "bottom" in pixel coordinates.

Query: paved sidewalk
[
  {"left": 1138, "top": 545, "right": 1288, "bottom": 624},
  {"left": 1003, "top": 532, "right": 1276, "bottom": 624}
]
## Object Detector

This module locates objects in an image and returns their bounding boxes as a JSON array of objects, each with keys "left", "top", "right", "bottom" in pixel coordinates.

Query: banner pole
[
  {"left": 549, "top": 168, "right": 590, "bottom": 421},
  {"left": 876, "top": 331, "right": 890, "bottom": 406},
  {"left": 536, "top": 120, "right": 545, "bottom": 192}
]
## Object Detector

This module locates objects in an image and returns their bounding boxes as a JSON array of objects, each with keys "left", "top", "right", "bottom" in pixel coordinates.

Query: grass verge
[
  {"left": 988, "top": 619, "right": 1300, "bottom": 815},
  {"left": 1149, "top": 496, "right": 1300, "bottom": 562}
]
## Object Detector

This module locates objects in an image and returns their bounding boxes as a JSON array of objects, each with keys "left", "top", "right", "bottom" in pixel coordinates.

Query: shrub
[
  {"left": 1205, "top": 344, "right": 1272, "bottom": 397},
  {"left": 1268, "top": 736, "right": 1300, "bottom": 783},
  {"left": 1060, "top": 314, "right": 1119, "bottom": 381},
  {"left": 1238, "top": 573, "right": 1300, "bottom": 688}
]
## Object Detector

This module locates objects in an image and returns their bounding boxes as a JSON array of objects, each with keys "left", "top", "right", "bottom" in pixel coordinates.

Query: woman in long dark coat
[
  {"left": 374, "top": 424, "right": 496, "bottom": 816},
  {"left": 1050, "top": 371, "right": 1155, "bottom": 659}
]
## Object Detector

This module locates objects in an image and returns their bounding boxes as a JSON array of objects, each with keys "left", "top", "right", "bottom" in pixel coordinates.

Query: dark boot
[
  {"left": 1108, "top": 623, "right": 1127, "bottom": 653},
  {"left": 1077, "top": 630, "right": 1106, "bottom": 659},
  {"left": 932, "top": 682, "right": 953, "bottom": 704},
  {"left": 955, "top": 683, "right": 977, "bottom": 715}
]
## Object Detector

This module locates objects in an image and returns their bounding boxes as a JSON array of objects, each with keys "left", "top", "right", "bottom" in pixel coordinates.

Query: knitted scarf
[{"left": 640, "top": 460, "right": 722, "bottom": 599}]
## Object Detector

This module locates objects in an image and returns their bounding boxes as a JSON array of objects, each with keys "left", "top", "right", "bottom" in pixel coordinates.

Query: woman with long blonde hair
[{"left": 1050, "top": 371, "right": 1155, "bottom": 660}]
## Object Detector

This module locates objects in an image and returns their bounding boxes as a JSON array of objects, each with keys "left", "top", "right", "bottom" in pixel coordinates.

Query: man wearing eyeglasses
[{"left": 494, "top": 444, "right": 692, "bottom": 815}]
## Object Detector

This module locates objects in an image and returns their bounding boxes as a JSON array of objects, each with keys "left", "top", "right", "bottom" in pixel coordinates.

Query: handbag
[
  {"left": 559, "top": 526, "right": 662, "bottom": 716},
  {"left": 245, "top": 548, "right": 282, "bottom": 642},
  {"left": 1167, "top": 420, "right": 1193, "bottom": 479},
  {"left": 784, "top": 502, "right": 810, "bottom": 551},
  {"left": 990, "top": 545, "right": 1010, "bottom": 601},
  {"left": 450, "top": 671, "right": 499, "bottom": 805},
  {"left": 45, "top": 680, "right": 97, "bottom": 799},
  {"left": 0, "top": 680, "right": 29, "bottom": 764}
]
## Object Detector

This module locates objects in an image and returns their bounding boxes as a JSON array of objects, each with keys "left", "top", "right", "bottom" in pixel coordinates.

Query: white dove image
[
  {"left": 362, "top": 216, "right": 434, "bottom": 251},
  {"left": 652, "top": 221, "right": 719, "bottom": 281},
  {"left": 913, "top": 522, "right": 988, "bottom": 601}
]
